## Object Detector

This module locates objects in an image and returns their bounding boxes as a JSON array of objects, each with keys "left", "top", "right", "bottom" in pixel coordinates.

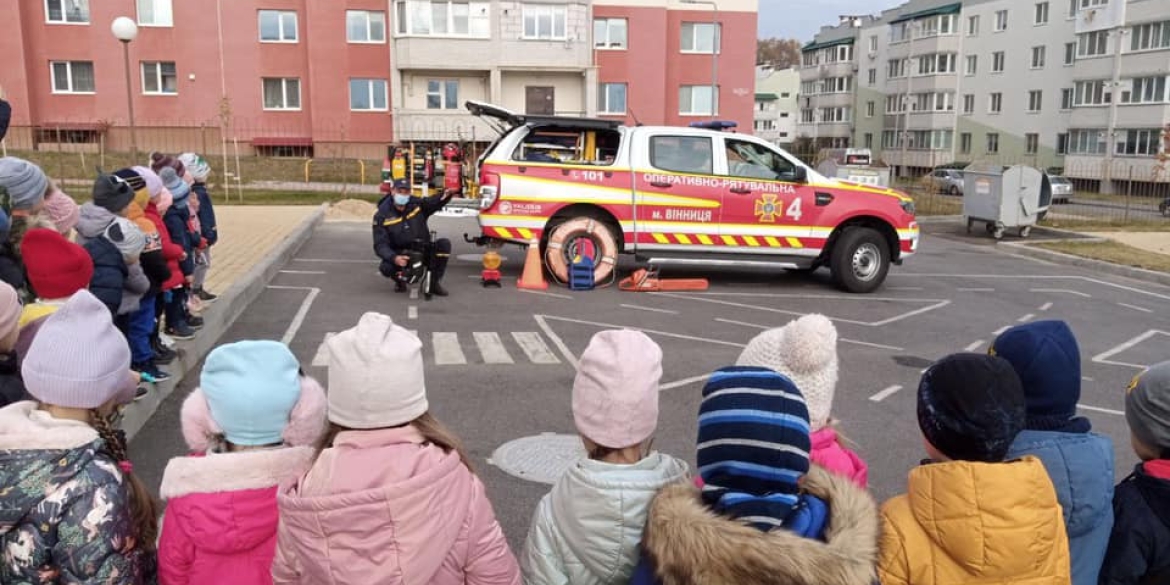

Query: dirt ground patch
[
  {"left": 1035, "top": 240, "right": 1170, "bottom": 273},
  {"left": 326, "top": 199, "right": 378, "bottom": 220}
]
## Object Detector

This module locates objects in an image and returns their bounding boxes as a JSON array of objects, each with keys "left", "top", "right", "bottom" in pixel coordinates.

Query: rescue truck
[{"left": 467, "top": 101, "right": 920, "bottom": 293}]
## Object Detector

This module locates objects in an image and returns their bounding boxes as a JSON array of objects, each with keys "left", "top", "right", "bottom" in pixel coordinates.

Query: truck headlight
[{"left": 901, "top": 200, "right": 916, "bottom": 215}]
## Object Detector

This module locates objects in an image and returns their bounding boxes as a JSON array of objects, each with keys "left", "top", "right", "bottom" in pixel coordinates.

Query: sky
[{"left": 758, "top": 0, "right": 905, "bottom": 41}]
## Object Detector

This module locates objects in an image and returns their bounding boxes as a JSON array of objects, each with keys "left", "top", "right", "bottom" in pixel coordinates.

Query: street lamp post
[
  {"left": 682, "top": 0, "right": 718, "bottom": 121},
  {"left": 111, "top": 17, "right": 139, "bottom": 159}
]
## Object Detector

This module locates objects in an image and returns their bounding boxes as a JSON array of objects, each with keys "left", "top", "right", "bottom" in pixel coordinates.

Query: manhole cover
[
  {"left": 490, "top": 433, "right": 585, "bottom": 485},
  {"left": 893, "top": 355, "right": 934, "bottom": 369}
]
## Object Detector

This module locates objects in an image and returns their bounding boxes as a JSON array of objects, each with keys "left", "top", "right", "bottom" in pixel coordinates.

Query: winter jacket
[
  {"left": 878, "top": 456, "right": 1070, "bottom": 585},
  {"left": 1007, "top": 429, "right": 1114, "bottom": 585},
  {"left": 118, "top": 263, "right": 150, "bottom": 315},
  {"left": 75, "top": 203, "right": 129, "bottom": 316},
  {"left": 127, "top": 201, "right": 172, "bottom": 295},
  {"left": 0, "top": 401, "right": 147, "bottom": 583},
  {"left": 630, "top": 464, "right": 878, "bottom": 585},
  {"left": 0, "top": 99, "right": 10, "bottom": 142},
  {"left": 158, "top": 446, "right": 316, "bottom": 585},
  {"left": 522, "top": 452, "right": 688, "bottom": 585},
  {"left": 193, "top": 183, "right": 218, "bottom": 246},
  {"left": 163, "top": 203, "right": 195, "bottom": 276},
  {"left": 273, "top": 425, "right": 520, "bottom": 585},
  {"left": 810, "top": 427, "right": 868, "bottom": 487},
  {"left": 0, "top": 244, "right": 25, "bottom": 295},
  {"left": 0, "top": 351, "right": 27, "bottom": 407},
  {"left": 373, "top": 192, "right": 454, "bottom": 261},
  {"left": 1099, "top": 460, "right": 1170, "bottom": 584},
  {"left": 146, "top": 202, "right": 185, "bottom": 291},
  {"left": 14, "top": 300, "right": 65, "bottom": 368}
]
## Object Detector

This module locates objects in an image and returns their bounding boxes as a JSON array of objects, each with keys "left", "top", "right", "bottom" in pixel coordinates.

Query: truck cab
[{"left": 468, "top": 101, "right": 919, "bottom": 293}]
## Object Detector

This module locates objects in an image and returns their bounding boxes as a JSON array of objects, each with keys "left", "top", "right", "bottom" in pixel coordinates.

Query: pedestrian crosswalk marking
[
  {"left": 512, "top": 332, "right": 561, "bottom": 364},
  {"left": 475, "top": 332, "right": 514, "bottom": 364},
  {"left": 433, "top": 332, "right": 468, "bottom": 365}
]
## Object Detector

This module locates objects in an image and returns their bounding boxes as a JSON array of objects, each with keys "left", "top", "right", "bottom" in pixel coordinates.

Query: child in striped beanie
[{"left": 630, "top": 366, "right": 880, "bottom": 585}]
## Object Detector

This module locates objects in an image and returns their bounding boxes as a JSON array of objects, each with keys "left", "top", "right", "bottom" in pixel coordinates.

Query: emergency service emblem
[{"left": 754, "top": 194, "right": 780, "bottom": 223}]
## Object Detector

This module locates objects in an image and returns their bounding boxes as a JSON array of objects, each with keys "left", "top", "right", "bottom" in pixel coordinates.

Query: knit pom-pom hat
[{"left": 736, "top": 314, "right": 839, "bottom": 431}]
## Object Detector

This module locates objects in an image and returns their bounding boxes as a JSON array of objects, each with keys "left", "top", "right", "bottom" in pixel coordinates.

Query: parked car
[
  {"left": 1048, "top": 174, "right": 1073, "bottom": 204},
  {"left": 929, "top": 169, "right": 964, "bottom": 196}
]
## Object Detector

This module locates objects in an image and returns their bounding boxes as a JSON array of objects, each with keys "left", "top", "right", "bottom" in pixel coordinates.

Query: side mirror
[{"left": 790, "top": 166, "right": 808, "bottom": 183}]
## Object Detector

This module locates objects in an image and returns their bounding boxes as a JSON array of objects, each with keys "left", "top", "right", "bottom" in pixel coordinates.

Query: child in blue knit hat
[{"left": 630, "top": 366, "right": 879, "bottom": 585}]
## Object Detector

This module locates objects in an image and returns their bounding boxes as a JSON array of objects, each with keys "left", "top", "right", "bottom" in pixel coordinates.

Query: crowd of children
[
  {"left": 0, "top": 153, "right": 219, "bottom": 403},
  {"left": 0, "top": 219, "right": 1168, "bottom": 583}
]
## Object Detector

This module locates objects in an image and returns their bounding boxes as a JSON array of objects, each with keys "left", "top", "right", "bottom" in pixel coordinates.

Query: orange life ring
[{"left": 544, "top": 217, "right": 619, "bottom": 284}]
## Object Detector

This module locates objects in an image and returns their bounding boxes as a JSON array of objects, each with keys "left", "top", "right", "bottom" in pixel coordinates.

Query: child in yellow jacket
[{"left": 878, "top": 353, "right": 1071, "bottom": 585}]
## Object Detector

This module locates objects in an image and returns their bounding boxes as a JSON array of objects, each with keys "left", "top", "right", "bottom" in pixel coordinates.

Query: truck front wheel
[{"left": 830, "top": 227, "right": 890, "bottom": 294}]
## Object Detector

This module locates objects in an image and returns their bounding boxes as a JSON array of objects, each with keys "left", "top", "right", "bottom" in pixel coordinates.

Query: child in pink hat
[{"left": 521, "top": 329, "right": 688, "bottom": 585}]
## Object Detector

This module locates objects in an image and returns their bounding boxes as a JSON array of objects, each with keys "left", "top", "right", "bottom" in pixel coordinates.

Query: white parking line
[
  {"left": 1039, "top": 302, "right": 1053, "bottom": 312},
  {"left": 964, "top": 340, "right": 985, "bottom": 352},
  {"left": 433, "top": 332, "right": 468, "bottom": 365},
  {"left": 519, "top": 289, "right": 574, "bottom": 300},
  {"left": 1093, "top": 330, "right": 1168, "bottom": 369},
  {"left": 888, "top": 286, "right": 924, "bottom": 291},
  {"left": 408, "top": 306, "right": 418, "bottom": 320},
  {"left": 1030, "top": 288, "right": 1092, "bottom": 298},
  {"left": 1119, "top": 302, "right": 1153, "bottom": 314},
  {"left": 410, "top": 288, "right": 419, "bottom": 300},
  {"left": 715, "top": 318, "right": 904, "bottom": 351},
  {"left": 1078, "top": 404, "right": 1124, "bottom": 416},
  {"left": 279, "top": 270, "right": 327, "bottom": 275},
  {"left": 474, "top": 332, "right": 515, "bottom": 364},
  {"left": 660, "top": 374, "right": 711, "bottom": 391},
  {"left": 869, "top": 385, "right": 903, "bottom": 402},
  {"left": 1018, "top": 313, "right": 1035, "bottom": 323},
  {"left": 266, "top": 286, "right": 321, "bottom": 345},
  {"left": 957, "top": 287, "right": 996, "bottom": 292},
  {"left": 512, "top": 332, "right": 561, "bottom": 364},
  {"left": 620, "top": 304, "right": 680, "bottom": 315},
  {"left": 657, "top": 292, "right": 951, "bottom": 327},
  {"left": 993, "top": 325, "right": 1011, "bottom": 335}
]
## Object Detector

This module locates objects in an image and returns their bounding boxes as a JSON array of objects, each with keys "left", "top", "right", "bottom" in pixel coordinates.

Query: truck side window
[
  {"left": 724, "top": 139, "right": 797, "bottom": 181},
  {"left": 650, "top": 136, "right": 713, "bottom": 175}
]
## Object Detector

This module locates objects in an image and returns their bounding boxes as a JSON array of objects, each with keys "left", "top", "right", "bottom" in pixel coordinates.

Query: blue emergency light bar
[{"left": 688, "top": 120, "right": 738, "bottom": 131}]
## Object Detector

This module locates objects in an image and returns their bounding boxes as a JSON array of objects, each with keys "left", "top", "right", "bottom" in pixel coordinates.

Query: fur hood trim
[
  {"left": 0, "top": 401, "right": 99, "bottom": 450},
  {"left": 641, "top": 464, "right": 879, "bottom": 585},
  {"left": 159, "top": 445, "right": 316, "bottom": 500},
  {"left": 180, "top": 375, "right": 327, "bottom": 452}
]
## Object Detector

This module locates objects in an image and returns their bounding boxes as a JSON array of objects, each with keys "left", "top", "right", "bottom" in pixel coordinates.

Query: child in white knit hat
[
  {"left": 273, "top": 312, "right": 519, "bottom": 584},
  {"left": 736, "top": 313, "right": 868, "bottom": 486},
  {"left": 522, "top": 329, "right": 688, "bottom": 585}
]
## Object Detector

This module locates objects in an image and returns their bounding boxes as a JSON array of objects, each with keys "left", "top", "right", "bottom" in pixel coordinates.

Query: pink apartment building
[{"left": 0, "top": 0, "right": 756, "bottom": 157}]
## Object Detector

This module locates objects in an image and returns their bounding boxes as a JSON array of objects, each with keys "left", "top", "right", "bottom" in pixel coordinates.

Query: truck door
[
  {"left": 717, "top": 137, "right": 818, "bottom": 253},
  {"left": 630, "top": 132, "right": 722, "bottom": 250}
]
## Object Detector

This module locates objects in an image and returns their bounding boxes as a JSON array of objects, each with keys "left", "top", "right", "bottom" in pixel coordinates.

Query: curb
[
  {"left": 122, "top": 204, "right": 327, "bottom": 440},
  {"left": 999, "top": 240, "right": 1170, "bottom": 288}
]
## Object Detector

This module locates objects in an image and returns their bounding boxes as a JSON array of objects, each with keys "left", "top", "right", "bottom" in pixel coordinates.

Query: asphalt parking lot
[{"left": 132, "top": 216, "right": 1170, "bottom": 547}]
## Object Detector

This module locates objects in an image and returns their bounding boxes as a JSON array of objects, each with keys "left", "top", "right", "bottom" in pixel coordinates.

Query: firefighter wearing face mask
[{"left": 372, "top": 179, "right": 455, "bottom": 295}]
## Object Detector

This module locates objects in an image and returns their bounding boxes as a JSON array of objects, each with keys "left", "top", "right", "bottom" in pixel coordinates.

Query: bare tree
[{"left": 757, "top": 38, "right": 802, "bottom": 69}]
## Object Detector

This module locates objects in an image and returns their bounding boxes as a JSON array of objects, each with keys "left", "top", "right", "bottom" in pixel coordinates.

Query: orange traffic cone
[{"left": 517, "top": 238, "right": 549, "bottom": 290}]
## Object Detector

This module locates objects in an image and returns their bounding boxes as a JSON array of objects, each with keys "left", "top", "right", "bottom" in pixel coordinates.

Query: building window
[
  {"left": 1077, "top": 30, "right": 1109, "bottom": 57},
  {"left": 867, "top": 35, "right": 877, "bottom": 53},
  {"left": 989, "top": 92, "right": 1003, "bottom": 113},
  {"left": 965, "top": 55, "right": 977, "bottom": 75},
  {"left": 679, "top": 85, "right": 717, "bottom": 115},
  {"left": 818, "top": 77, "right": 853, "bottom": 94},
  {"left": 594, "top": 18, "right": 627, "bottom": 49},
  {"left": 1074, "top": 79, "right": 1111, "bottom": 105},
  {"left": 1130, "top": 21, "right": 1170, "bottom": 52},
  {"left": 1067, "top": 0, "right": 1077, "bottom": 18},
  {"left": 968, "top": 15, "right": 979, "bottom": 36},
  {"left": 45, "top": 0, "right": 88, "bottom": 23},
  {"left": 522, "top": 4, "right": 567, "bottom": 39},
  {"left": 910, "top": 92, "right": 955, "bottom": 112},
  {"left": 1116, "top": 129, "right": 1162, "bottom": 156},
  {"left": 259, "top": 10, "right": 298, "bottom": 42},
  {"left": 1031, "top": 46, "right": 1046, "bottom": 68},
  {"left": 137, "top": 0, "right": 172, "bottom": 26},
  {"left": 425, "top": 79, "right": 458, "bottom": 109},
  {"left": 917, "top": 53, "right": 956, "bottom": 75},
  {"left": 887, "top": 58, "right": 908, "bottom": 79},
  {"left": 963, "top": 93, "right": 974, "bottom": 113},
  {"left": 395, "top": 1, "right": 489, "bottom": 36},
  {"left": 599, "top": 82, "right": 627, "bottom": 114},
  {"left": 681, "top": 22, "right": 720, "bottom": 54},
  {"left": 864, "top": 133, "right": 873, "bottom": 148},
  {"left": 866, "top": 101, "right": 875, "bottom": 117},
  {"left": 801, "top": 109, "right": 814, "bottom": 123},
  {"left": 347, "top": 10, "right": 386, "bottom": 42},
  {"left": 819, "top": 106, "right": 851, "bottom": 123},
  {"left": 1069, "top": 129, "right": 1107, "bottom": 154},
  {"left": 1034, "top": 2, "right": 1049, "bottom": 25},
  {"left": 885, "top": 94, "right": 906, "bottom": 114},
  {"left": 918, "top": 14, "right": 957, "bottom": 37},
  {"left": 350, "top": 78, "right": 389, "bottom": 111},
  {"left": 262, "top": 78, "right": 301, "bottom": 110},
  {"left": 50, "top": 61, "right": 95, "bottom": 93},
  {"left": 1079, "top": 0, "right": 1108, "bottom": 8},
  {"left": 903, "top": 129, "right": 953, "bottom": 150},
  {"left": 960, "top": 132, "right": 972, "bottom": 153},
  {"left": 1122, "top": 76, "right": 1169, "bottom": 104},
  {"left": 987, "top": 133, "right": 1000, "bottom": 153},
  {"left": 141, "top": 61, "right": 177, "bottom": 95},
  {"left": 868, "top": 68, "right": 876, "bottom": 85},
  {"left": 1064, "top": 42, "right": 1076, "bottom": 64},
  {"left": 1057, "top": 132, "right": 1069, "bottom": 154},
  {"left": 992, "top": 51, "right": 1005, "bottom": 72},
  {"left": 1028, "top": 90, "right": 1043, "bottom": 112},
  {"left": 1061, "top": 88, "right": 1074, "bottom": 109},
  {"left": 995, "top": 10, "right": 1008, "bottom": 31},
  {"left": 1025, "top": 133, "right": 1039, "bottom": 154}
]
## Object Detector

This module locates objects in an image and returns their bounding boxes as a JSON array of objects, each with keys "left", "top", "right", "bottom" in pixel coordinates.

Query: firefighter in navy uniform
[{"left": 373, "top": 179, "right": 455, "bottom": 295}]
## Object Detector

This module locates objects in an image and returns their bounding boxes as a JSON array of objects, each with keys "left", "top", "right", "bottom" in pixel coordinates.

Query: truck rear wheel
[
  {"left": 830, "top": 227, "right": 890, "bottom": 294},
  {"left": 544, "top": 217, "right": 619, "bottom": 284}
]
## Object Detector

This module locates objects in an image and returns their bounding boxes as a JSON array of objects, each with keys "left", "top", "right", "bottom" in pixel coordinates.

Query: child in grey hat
[{"left": 1100, "top": 361, "right": 1170, "bottom": 583}]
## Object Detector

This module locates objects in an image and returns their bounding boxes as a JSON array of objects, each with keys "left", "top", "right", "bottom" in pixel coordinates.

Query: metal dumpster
[{"left": 962, "top": 163, "right": 1051, "bottom": 239}]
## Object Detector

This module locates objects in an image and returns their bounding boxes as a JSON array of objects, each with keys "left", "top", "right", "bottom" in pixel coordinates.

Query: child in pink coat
[
  {"left": 273, "top": 312, "right": 520, "bottom": 585},
  {"left": 735, "top": 314, "right": 868, "bottom": 486},
  {"left": 157, "top": 340, "right": 327, "bottom": 585}
]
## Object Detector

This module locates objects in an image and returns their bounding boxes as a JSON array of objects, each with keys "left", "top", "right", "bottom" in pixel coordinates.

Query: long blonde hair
[{"left": 317, "top": 412, "right": 475, "bottom": 473}]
